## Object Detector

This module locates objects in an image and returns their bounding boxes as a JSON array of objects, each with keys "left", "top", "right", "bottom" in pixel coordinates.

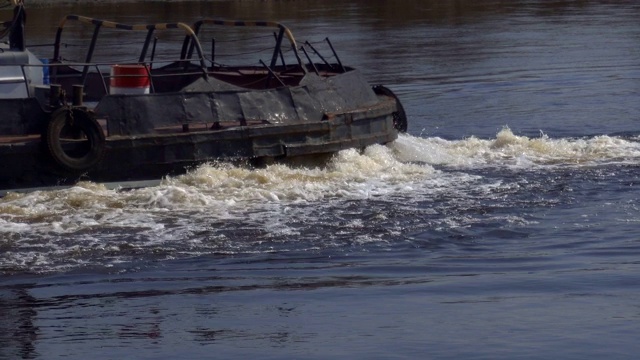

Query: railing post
[
  {"left": 49, "top": 84, "right": 61, "bottom": 110},
  {"left": 72, "top": 85, "right": 84, "bottom": 106}
]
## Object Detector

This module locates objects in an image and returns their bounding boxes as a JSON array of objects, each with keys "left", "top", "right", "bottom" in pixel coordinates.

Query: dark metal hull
[
  {"left": 0, "top": 97, "right": 398, "bottom": 194},
  {"left": 0, "top": 8, "right": 405, "bottom": 195}
]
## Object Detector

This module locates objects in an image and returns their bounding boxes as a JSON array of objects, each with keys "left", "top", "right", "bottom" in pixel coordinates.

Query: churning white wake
[
  {"left": 392, "top": 127, "right": 640, "bottom": 167},
  {"left": 2, "top": 128, "right": 640, "bottom": 272},
  {"left": 3, "top": 128, "right": 640, "bottom": 229}
]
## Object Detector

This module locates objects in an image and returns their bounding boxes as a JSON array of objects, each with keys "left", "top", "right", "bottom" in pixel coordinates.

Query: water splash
[
  {"left": 2, "top": 130, "right": 640, "bottom": 273},
  {"left": 392, "top": 128, "right": 640, "bottom": 167}
]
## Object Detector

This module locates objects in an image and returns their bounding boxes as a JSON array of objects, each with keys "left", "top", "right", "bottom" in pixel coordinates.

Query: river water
[{"left": 2, "top": 0, "right": 640, "bottom": 358}]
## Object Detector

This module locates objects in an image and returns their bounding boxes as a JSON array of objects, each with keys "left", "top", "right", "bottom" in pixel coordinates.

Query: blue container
[{"left": 40, "top": 58, "right": 50, "bottom": 85}]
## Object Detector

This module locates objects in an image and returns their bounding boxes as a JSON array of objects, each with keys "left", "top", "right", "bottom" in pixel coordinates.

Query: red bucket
[{"left": 110, "top": 64, "right": 150, "bottom": 94}]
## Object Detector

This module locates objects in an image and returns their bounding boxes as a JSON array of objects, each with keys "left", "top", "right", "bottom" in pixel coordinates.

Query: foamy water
[
  {"left": 394, "top": 128, "right": 640, "bottom": 167},
  {"left": 4, "top": 2, "right": 640, "bottom": 359},
  {"left": 2, "top": 130, "right": 640, "bottom": 273},
  {"left": 5, "top": 129, "right": 638, "bottom": 223}
]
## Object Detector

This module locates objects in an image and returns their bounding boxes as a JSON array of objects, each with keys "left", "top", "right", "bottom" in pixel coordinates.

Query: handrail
[
  {"left": 53, "top": 15, "right": 208, "bottom": 72},
  {"left": 194, "top": 19, "right": 297, "bottom": 50},
  {"left": 13, "top": 59, "right": 211, "bottom": 93},
  {"left": 5, "top": 58, "right": 211, "bottom": 99},
  {"left": 181, "top": 19, "right": 305, "bottom": 72}
]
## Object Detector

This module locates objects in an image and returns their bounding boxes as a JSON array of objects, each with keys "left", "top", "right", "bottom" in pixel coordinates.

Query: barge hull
[{"left": 0, "top": 99, "right": 397, "bottom": 194}]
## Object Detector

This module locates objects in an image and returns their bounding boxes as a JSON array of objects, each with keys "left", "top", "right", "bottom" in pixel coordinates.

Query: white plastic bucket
[{"left": 109, "top": 64, "right": 150, "bottom": 95}]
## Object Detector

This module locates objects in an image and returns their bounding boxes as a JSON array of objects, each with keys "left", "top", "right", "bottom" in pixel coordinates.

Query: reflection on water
[
  {"left": 20, "top": 0, "right": 608, "bottom": 27},
  {"left": 0, "top": 287, "right": 38, "bottom": 359},
  {"left": 2, "top": 130, "right": 640, "bottom": 273}
]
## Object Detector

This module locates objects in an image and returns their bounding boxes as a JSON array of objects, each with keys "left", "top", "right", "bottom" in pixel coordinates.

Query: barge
[{"left": 0, "top": 0, "right": 406, "bottom": 194}]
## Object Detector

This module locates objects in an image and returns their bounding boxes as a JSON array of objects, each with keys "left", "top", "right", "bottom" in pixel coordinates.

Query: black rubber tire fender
[
  {"left": 45, "top": 107, "right": 106, "bottom": 173},
  {"left": 372, "top": 85, "right": 408, "bottom": 133}
]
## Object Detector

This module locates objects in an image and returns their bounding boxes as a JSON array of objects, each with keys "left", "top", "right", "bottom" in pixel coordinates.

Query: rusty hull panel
[
  {"left": 95, "top": 70, "right": 378, "bottom": 136},
  {"left": 0, "top": 70, "right": 398, "bottom": 193},
  {"left": 101, "top": 96, "right": 397, "bottom": 173},
  {"left": 0, "top": 96, "right": 397, "bottom": 193}
]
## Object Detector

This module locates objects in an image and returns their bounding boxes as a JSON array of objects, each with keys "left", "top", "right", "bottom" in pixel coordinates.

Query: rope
[
  {"left": 305, "top": 39, "right": 327, "bottom": 46},
  {"left": 209, "top": 33, "right": 273, "bottom": 43},
  {"left": 195, "top": 19, "right": 298, "bottom": 51},
  {"left": 213, "top": 45, "right": 276, "bottom": 57}
]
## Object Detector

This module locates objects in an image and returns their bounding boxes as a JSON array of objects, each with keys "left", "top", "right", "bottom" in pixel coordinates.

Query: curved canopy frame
[
  {"left": 181, "top": 19, "right": 304, "bottom": 71},
  {"left": 53, "top": 15, "right": 208, "bottom": 71}
]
